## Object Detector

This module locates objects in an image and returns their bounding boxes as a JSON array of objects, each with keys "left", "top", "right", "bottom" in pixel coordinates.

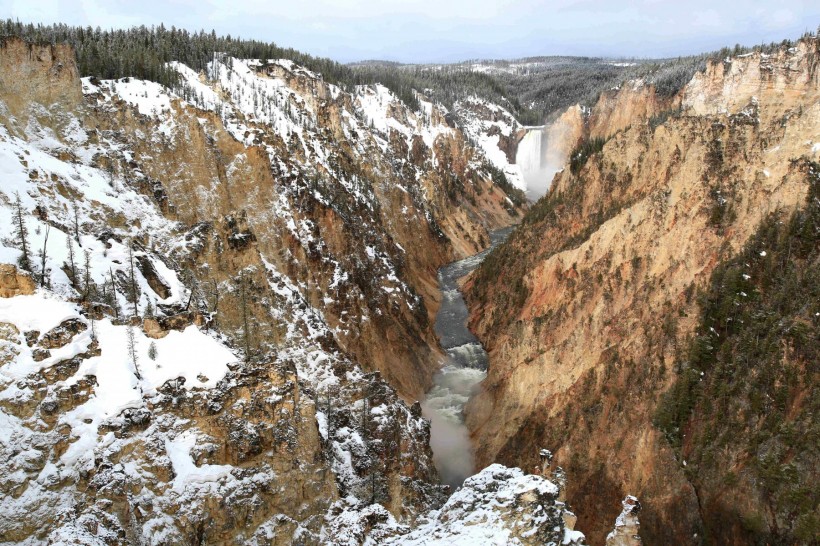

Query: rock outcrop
[
  {"left": 388, "top": 464, "right": 587, "bottom": 546},
  {"left": 0, "top": 37, "right": 82, "bottom": 120},
  {"left": 0, "top": 264, "right": 36, "bottom": 297},
  {"left": 606, "top": 496, "right": 642, "bottom": 546},
  {"left": 587, "top": 80, "right": 678, "bottom": 140}
]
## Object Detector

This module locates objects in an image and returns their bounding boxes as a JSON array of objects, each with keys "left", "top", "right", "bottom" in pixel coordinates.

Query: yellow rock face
[
  {"left": 0, "top": 37, "right": 82, "bottom": 123},
  {"left": 464, "top": 37, "right": 819, "bottom": 545},
  {"left": 0, "top": 264, "right": 36, "bottom": 297}
]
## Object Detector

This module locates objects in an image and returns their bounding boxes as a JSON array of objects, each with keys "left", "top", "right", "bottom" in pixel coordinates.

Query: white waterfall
[
  {"left": 517, "top": 129, "right": 543, "bottom": 180},
  {"left": 516, "top": 127, "right": 560, "bottom": 199}
]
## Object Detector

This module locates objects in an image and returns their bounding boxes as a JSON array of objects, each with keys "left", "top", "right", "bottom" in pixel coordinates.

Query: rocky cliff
[
  {"left": 0, "top": 37, "right": 529, "bottom": 544},
  {"left": 465, "top": 37, "right": 819, "bottom": 544}
]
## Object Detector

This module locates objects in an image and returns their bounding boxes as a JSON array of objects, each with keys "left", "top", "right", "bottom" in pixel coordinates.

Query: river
[{"left": 423, "top": 226, "right": 515, "bottom": 490}]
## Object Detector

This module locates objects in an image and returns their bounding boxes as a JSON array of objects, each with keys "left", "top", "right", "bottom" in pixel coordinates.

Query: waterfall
[
  {"left": 517, "top": 129, "right": 543, "bottom": 181},
  {"left": 516, "top": 127, "right": 560, "bottom": 199}
]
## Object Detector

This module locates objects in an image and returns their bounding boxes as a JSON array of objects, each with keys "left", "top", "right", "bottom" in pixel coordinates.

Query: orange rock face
[
  {"left": 0, "top": 264, "right": 36, "bottom": 298},
  {"left": 464, "top": 38, "right": 820, "bottom": 545}
]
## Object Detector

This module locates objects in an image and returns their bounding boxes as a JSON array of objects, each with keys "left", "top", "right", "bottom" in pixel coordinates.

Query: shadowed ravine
[{"left": 423, "top": 226, "right": 515, "bottom": 490}]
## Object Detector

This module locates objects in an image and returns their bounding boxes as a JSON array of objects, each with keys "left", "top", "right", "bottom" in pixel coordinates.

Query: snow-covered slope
[
  {"left": 454, "top": 96, "right": 527, "bottom": 191},
  {"left": 321, "top": 464, "right": 589, "bottom": 546},
  {"left": 0, "top": 37, "right": 534, "bottom": 544}
]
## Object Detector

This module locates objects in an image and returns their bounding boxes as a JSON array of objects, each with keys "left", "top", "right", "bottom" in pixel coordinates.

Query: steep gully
[{"left": 423, "top": 226, "right": 515, "bottom": 490}]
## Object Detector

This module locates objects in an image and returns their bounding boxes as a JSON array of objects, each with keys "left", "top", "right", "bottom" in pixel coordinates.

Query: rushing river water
[{"left": 424, "top": 226, "right": 515, "bottom": 490}]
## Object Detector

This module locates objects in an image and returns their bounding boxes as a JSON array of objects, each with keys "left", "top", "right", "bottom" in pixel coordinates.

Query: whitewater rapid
[{"left": 424, "top": 226, "right": 515, "bottom": 490}]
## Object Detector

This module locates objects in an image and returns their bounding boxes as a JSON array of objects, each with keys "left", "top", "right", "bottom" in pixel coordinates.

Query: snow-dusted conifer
[
  {"left": 12, "top": 192, "right": 31, "bottom": 272},
  {"left": 126, "top": 324, "right": 141, "bottom": 379}
]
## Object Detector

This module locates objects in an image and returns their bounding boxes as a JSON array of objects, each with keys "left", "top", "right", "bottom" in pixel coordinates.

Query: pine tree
[
  {"left": 108, "top": 267, "right": 121, "bottom": 321},
  {"left": 82, "top": 249, "right": 93, "bottom": 301},
  {"left": 183, "top": 269, "right": 201, "bottom": 312},
  {"left": 126, "top": 324, "right": 141, "bottom": 380},
  {"left": 71, "top": 199, "right": 81, "bottom": 243},
  {"left": 238, "top": 272, "right": 252, "bottom": 361},
  {"left": 207, "top": 277, "right": 220, "bottom": 330},
  {"left": 66, "top": 234, "right": 77, "bottom": 287},
  {"left": 148, "top": 341, "right": 157, "bottom": 361},
  {"left": 12, "top": 192, "right": 31, "bottom": 272}
]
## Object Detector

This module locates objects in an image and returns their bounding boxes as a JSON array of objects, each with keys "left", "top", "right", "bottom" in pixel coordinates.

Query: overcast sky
[{"left": 4, "top": 0, "right": 819, "bottom": 63}]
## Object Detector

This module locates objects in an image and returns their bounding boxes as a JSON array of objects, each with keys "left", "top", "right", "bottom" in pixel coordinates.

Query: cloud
[
  {"left": 767, "top": 8, "right": 797, "bottom": 29},
  {"left": 694, "top": 8, "right": 723, "bottom": 29}
]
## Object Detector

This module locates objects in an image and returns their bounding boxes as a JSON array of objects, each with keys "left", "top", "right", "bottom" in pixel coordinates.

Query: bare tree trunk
[
  {"left": 39, "top": 224, "right": 50, "bottom": 287},
  {"left": 66, "top": 235, "right": 77, "bottom": 287},
  {"left": 126, "top": 324, "right": 141, "bottom": 380}
]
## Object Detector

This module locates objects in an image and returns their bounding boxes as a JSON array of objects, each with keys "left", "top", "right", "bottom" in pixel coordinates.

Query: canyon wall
[
  {"left": 0, "top": 37, "right": 524, "bottom": 544},
  {"left": 464, "top": 38, "right": 820, "bottom": 544}
]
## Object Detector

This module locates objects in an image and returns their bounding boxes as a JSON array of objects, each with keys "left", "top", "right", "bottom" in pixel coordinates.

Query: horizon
[{"left": 3, "top": 0, "right": 819, "bottom": 64}]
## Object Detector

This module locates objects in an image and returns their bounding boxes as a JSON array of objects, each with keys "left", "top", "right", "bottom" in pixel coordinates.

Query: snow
[
  {"left": 316, "top": 410, "right": 328, "bottom": 440},
  {"left": 354, "top": 84, "right": 453, "bottom": 159},
  {"left": 84, "top": 78, "right": 177, "bottom": 136},
  {"left": 166, "top": 430, "right": 234, "bottom": 492},
  {"left": 80, "top": 321, "right": 234, "bottom": 394},
  {"left": 167, "top": 62, "right": 220, "bottom": 109},
  {"left": 0, "top": 294, "right": 81, "bottom": 338},
  {"left": 107, "top": 79, "right": 173, "bottom": 117},
  {"left": 0, "top": 290, "right": 236, "bottom": 470},
  {"left": 390, "top": 464, "right": 569, "bottom": 546},
  {"left": 563, "top": 529, "right": 586, "bottom": 545},
  {"left": 0, "top": 295, "right": 93, "bottom": 395},
  {"left": 0, "top": 118, "right": 188, "bottom": 315},
  {"left": 0, "top": 288, "right": 239, "bottom": 542}
]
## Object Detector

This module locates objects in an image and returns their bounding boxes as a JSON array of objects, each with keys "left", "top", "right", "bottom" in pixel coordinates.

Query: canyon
[{"left": 0, "top": 25, "right": 817, "bottom": 546}]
